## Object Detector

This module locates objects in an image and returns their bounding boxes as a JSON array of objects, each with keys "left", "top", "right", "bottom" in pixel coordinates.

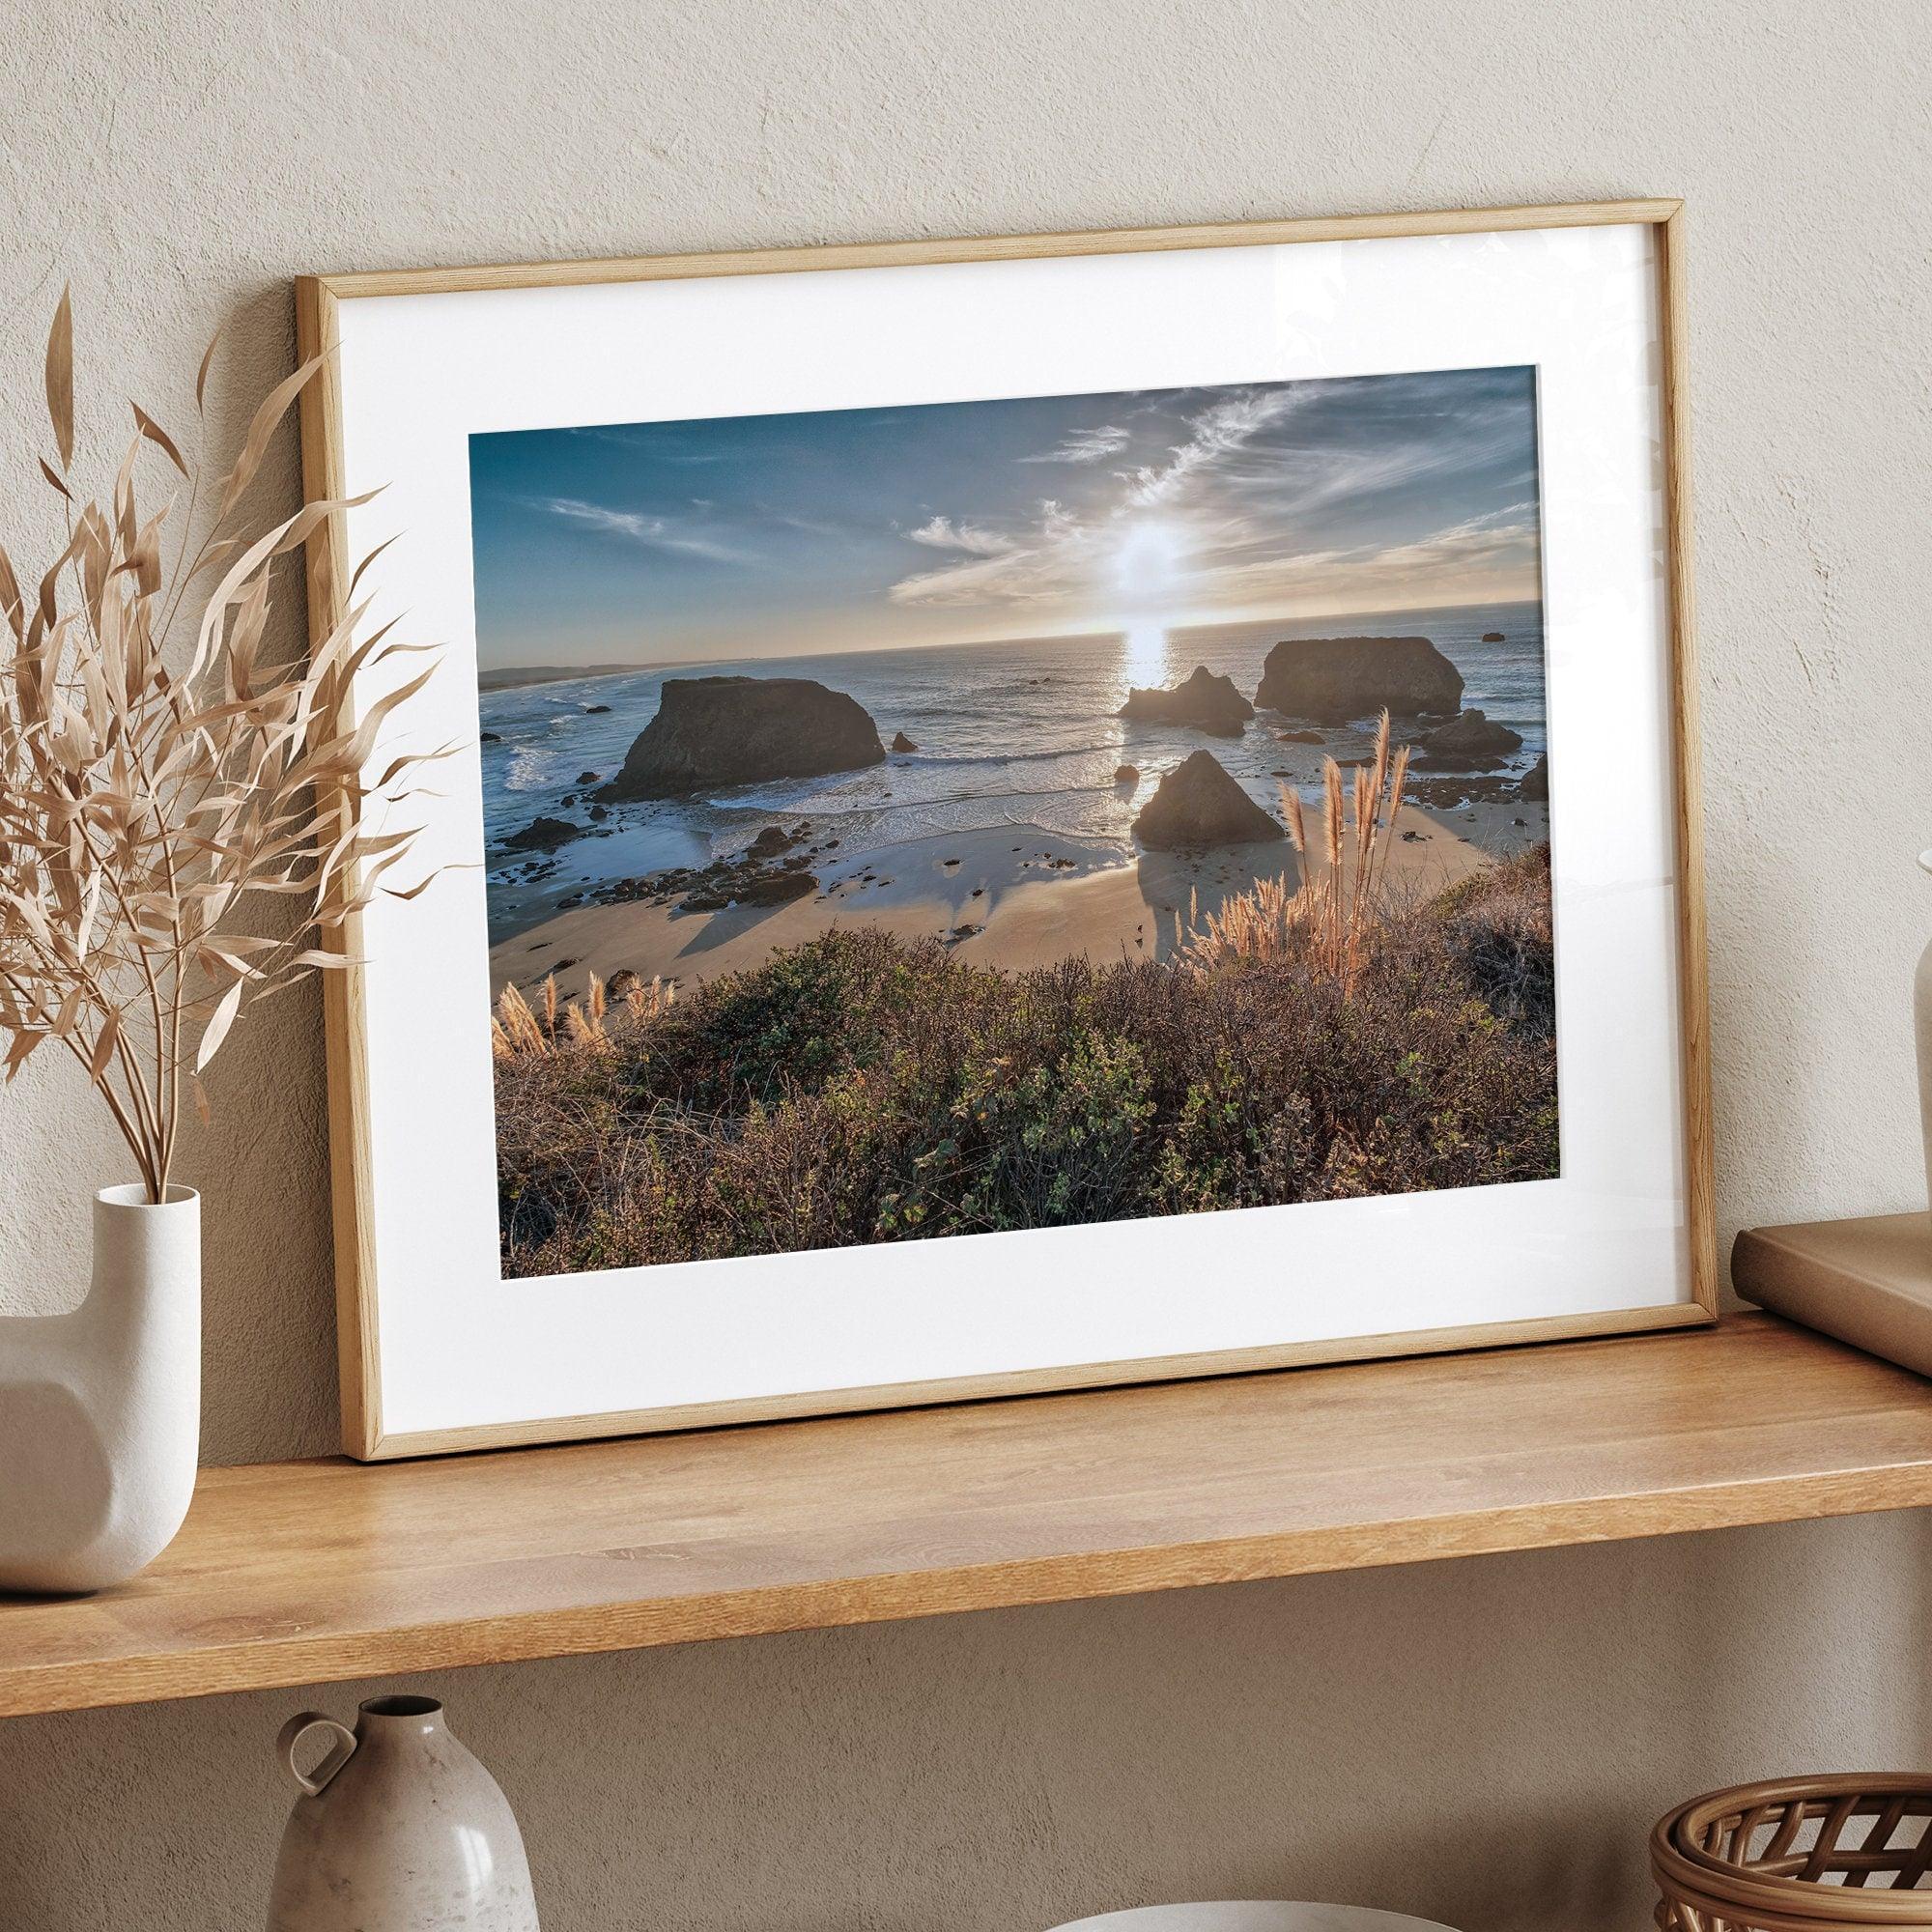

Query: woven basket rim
[
  {"left": 1665, "top": 1776, "right": 1932, "bottom": 1877},
  {"left": 1653, "top": 1777, "right": 1932, "bottom": 1927},
  {"left": 1652, "top": 1866, "right": 1932, "bottom": 1932},
  {"left": 1652, "top": 1840, "right": 1932, "bottom": 1927}
]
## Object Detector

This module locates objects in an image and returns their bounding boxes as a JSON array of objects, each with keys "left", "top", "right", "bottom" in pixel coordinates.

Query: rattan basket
[{"left": 1654, "top": 1776, "right": 1932, "bottom": 1931}]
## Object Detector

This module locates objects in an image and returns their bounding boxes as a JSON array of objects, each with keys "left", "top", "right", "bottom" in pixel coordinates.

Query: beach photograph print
[{"left": 472, "top": 367, "right": 1557, "bottom": 1283}]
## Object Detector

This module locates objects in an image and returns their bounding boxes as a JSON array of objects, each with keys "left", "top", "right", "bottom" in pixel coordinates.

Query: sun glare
[{"left": 1112, "top": 522, "right": 1186, "bottom": 604}]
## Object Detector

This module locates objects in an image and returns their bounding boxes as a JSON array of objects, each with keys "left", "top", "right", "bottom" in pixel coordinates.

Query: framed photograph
[{"left": 298, "top": 198, "right": 1714, "bottom": 1461}]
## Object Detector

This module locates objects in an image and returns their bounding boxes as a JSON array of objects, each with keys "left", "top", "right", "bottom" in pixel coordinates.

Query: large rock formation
[
  {"left": 1255, "top": 637, "right": 1463, "bottom": 723},
  {"left": 502, "top": 814, "right": 582, "bottom": 853},
  {"left": 1132, "top": 751, "right": 1284, "bottom": 850},
  {"left": 1119, "top": 665, "right": 1254, "bottom": 738},
  {"left": 1410, "top": 708, "right": 1524, "bottom": 770},
  {"left": 597, "top": 677, "right": 886, "bottom": 801},
  {"left": 1516, "top": 754, "right": 1548, "bottom": 802}
]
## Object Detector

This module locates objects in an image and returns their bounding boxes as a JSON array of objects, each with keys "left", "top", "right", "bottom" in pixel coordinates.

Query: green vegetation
[{"left": 491, "top": 845, "right": 1558, "bottom": 1278}]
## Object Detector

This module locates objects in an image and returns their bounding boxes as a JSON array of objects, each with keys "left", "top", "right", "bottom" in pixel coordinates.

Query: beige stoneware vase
[{"left": 267, "top": 1695, "right": 540, "bottom": 1931}]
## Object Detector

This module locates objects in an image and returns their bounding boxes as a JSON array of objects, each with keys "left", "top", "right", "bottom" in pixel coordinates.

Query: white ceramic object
[
  {"left": 267, "top": 1695, "right": 541, "bottom": 1931},
  {"left": 1917, "top": 849, "right": 1932, "bottom": 1215},
  {"left": 1049, "top": 1907, "right": 1460, "bottom": 1932},
  {"left": 0, "top": 1183, "right": 200, "bottom": 1594}
]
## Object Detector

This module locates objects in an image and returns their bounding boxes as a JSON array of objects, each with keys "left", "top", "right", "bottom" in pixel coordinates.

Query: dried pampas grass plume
[
  {"left": 491, "top": 969, "right": 672, "bottom": 1060},
  {"left": 0, "top": 291, "right": 444, "bottom": 1200},
  {"left": 1183, "top": 709, "right": 1410, "bottom": 989}
]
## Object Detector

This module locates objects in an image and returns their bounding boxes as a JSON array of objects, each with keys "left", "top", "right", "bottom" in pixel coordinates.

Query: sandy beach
[{"left": 490, "top": 797, "right": 1548, "bottom": 1002}]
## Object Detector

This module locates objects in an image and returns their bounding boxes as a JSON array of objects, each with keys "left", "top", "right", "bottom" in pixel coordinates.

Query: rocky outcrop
[
  {"left": 1516, "top": 754, "right": 1548, "bottom": 802},
  {"left": 1405, "top": 773, "right": 1525, "bottom": 808},
  {"left": 1276, "top": 728, "right": 1324, "bottom": 745},
  {"left": 1132, "top": 751, "right": 1284, "bottom": 850},
  {"left": 1255, "top": 637, "right": 1463, "bottom": 723},
  {"left": 1119, "top": 665, "right": 1254, "bottom": 738},
  {"left": 502, "top": 815, "right": 582, "bottom": 853},
  {"left": 1114, "top": 763, "right": 1139, "bottom": 785},
  {"left": 1481, "top": 630, "right": 1506, "bottom": 643},
  {"left": 597, "top": 677, "right": 886, "bottom": 801},
  {"left": 737, "top": 868, "right": 818, "bottom": 906},
  {"left": 1410, "top": 708, "right": 1524, "bottom": 770},
  {"left": 891, "top": 730, "right": 918, "bottom": 753},
  {"left": 571, "top": 822, "right": 826, "bottom": 916}
]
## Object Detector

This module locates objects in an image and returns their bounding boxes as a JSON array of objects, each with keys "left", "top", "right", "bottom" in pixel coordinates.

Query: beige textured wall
[{"left": 2, "top": 0, "right": 1930, "bottom": 1926}]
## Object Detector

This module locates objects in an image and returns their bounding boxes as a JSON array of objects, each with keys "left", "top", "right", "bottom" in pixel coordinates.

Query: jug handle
[{"left": 277, "top": 1712, "right": 357, "bottom": 1797}]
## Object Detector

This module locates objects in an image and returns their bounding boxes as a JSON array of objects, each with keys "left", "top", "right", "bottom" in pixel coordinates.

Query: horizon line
[{"left": 478, "top": 591, "right": 1544, "bottom": 681}]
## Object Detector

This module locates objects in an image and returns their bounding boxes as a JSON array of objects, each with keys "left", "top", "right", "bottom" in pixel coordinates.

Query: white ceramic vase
[
  {"left": 0, "top": 1183, "right": 200, "bottom": 1594},
  {"left": 1918, "top": 849, "right": 1932, "bottom": 1214},
  {"left": 267, "top": 1696, "right": 541, "bottom": 1931}
]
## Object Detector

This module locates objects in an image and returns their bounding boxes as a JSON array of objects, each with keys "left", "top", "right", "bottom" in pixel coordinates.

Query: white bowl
[{"left": 1048, "top": 1905, "right": 1461, "bottom": 1932}]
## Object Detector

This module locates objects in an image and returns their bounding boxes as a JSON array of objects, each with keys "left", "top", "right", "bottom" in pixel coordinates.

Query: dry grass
[
  {"left": 1184, "top": 708, "right": 1410, "bottom": 985},
  {"left": 493, "top": 970, "right": 674, "bottom": 1059},
  {"left": 491, "top": 842, "right": 1557, "bottom": 1277},
  {"left": 0, "top": 294, "right": 438, "bottom": 1196}
]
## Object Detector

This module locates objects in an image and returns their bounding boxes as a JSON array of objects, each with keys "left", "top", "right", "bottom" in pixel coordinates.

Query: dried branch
[{"left": 0, "top": 294, "right": 438, "bottom": 1201}]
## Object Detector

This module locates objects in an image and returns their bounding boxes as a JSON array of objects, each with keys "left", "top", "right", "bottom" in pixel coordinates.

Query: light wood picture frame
[{"left": 297, "top": 198, "right": 1715, "bottom": 1461}]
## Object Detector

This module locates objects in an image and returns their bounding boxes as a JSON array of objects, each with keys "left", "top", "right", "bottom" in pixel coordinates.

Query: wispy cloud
[
  {"left": 903, "top": 516, "right": 1016, "bottom": 555},
  {"left": 1020, "top": 423, "right": 1131, "bottom": 464},
  {"left": 890, "top": 489, "right": 1540, "bottom": 614},
  {"left": 1123, "top": 387, "right": 1306, "bottom": 507},
  {"left": 536, "top": 497, "right": 748, "bottom": 564},
  {"left": 1201, "top": 509, "right": 1542, "bottom": 609},
  {"left": 563, "top": 425, "right": 732, "bottom": 464},
  {"left": 891, "top": 503, "right": 1092, "bottom": 606}
]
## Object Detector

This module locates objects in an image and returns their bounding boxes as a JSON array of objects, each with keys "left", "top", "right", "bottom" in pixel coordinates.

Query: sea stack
[
  {"left": 597, "top": 677, "right": 886, "bottom": 801},
  {"left": 1132, "top": 751, "right": 1285, "bottom": 850},
  {"left": 1119, "top": 666, "right": 1254, "bottom": 738},
  {"left": 1255, "top": 637, "right": 1463, "bottom": 723},
  {"left": 1410, "top": 708, "right": 1524, "bottom": 770}
]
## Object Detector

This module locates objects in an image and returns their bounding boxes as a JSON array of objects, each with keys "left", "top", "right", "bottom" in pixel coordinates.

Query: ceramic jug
[{"left": 266, "top": 1695, "right": 540, "bottom": 1931}]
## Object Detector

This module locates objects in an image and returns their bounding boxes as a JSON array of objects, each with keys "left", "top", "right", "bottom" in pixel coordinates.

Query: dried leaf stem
[{"left": 0, "top": 293, "right": 440, "bottom": 1201}]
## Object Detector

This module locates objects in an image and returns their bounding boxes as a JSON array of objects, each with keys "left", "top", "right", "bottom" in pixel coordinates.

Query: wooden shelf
[{"left": 5, "top": 1311, "right": 1932, "bottom": 1719}]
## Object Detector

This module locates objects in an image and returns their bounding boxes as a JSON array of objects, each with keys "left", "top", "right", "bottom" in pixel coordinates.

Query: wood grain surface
[{"left": 2, "top": 1313, "right": 1928, "bottom": 1719}]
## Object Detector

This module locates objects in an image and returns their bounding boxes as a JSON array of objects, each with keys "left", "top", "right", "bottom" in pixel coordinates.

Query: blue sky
[{"left": 467, "top": 366, "right": 1542, "bottom": 670}]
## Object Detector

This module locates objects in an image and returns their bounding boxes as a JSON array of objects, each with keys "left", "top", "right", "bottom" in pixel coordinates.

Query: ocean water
[{"left": 479, "top": 600, "right": 1547, "bottom": 941}]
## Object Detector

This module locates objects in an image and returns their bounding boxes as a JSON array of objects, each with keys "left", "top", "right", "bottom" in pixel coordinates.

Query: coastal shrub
[
  {"left": 1438, "top": 843, "right": 1556, "bottom": 1037},
  {"left": 492, "top": 844, "right": 1559, "bottom": 1276}
]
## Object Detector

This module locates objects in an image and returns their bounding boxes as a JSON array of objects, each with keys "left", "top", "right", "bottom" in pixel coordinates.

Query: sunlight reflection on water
[{"left": 1121, "top": 620, "right": 1173, "bottom": 687}]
